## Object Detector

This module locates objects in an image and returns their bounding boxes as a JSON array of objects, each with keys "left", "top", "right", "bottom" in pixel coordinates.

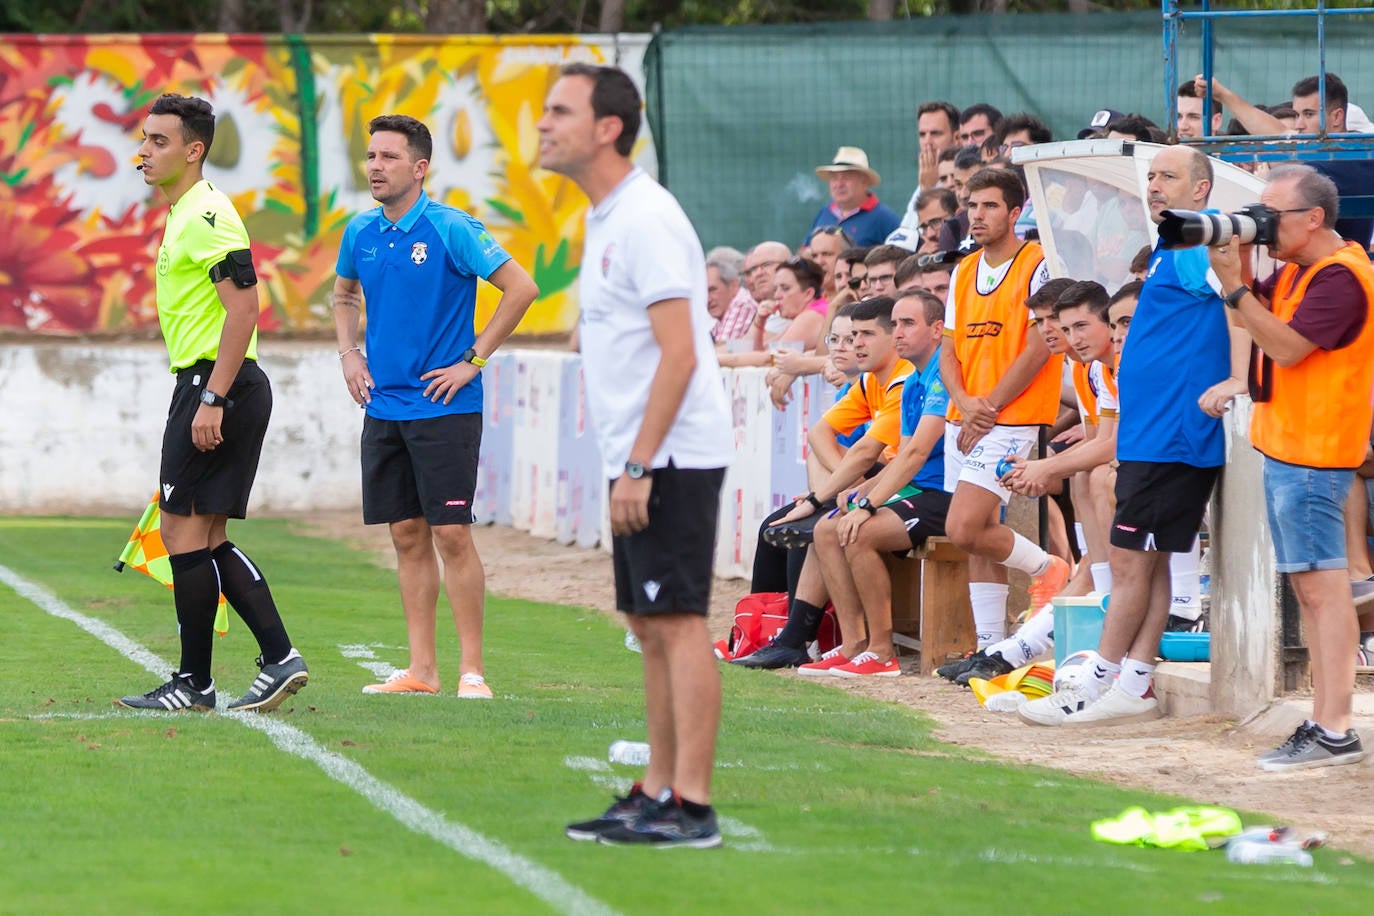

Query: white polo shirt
[{"left": 578, "top": 168, "right": 732, "bottom": 478}]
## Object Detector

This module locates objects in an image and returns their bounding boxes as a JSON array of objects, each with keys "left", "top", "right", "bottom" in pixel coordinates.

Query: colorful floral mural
[{"left": 0, "top": 33, "right": 652, "bottom": 336}]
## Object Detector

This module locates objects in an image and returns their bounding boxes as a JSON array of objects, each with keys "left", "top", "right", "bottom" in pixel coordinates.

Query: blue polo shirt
[
  {"left": 336, "top": 193, "right": 511, "bottom": 420},
  {"left": 899, "top": 346, "right": 949, "bottom": 492},
  {"left": 1116, "top": 241, "right": 1228, "bottom": 467},
  {"left": 808, "top": 193, "right": 901, "bottom": 247}
]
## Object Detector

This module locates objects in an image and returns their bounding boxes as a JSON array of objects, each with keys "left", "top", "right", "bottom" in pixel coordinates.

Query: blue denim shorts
[{"left": 1263, "top": 457, "right": 1354, "bottom": 574}]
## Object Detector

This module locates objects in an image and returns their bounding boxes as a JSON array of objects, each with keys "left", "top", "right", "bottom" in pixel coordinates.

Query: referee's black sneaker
[
  {"left": 115, "top": 673, "right": 216, "bottom": 711},
  {"left": 565, "top": 782, "right": 658, "bottom": 841},
  {"left": 596, "top": 797, "right": 723, "bottom": 848},
  {"left": 227, "top": 648, "right": 309, "bottom": 712}
]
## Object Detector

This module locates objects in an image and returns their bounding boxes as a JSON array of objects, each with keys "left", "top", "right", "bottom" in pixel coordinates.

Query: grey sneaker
[
  {"left": 565, "top": 784, "right": 657, "bottom": 841},
  {"left": 1258, "top": 725, "right": 1364, "bottom": 772},
  {"left": 227, "top": 649, "right": 308, "bottom": 712},
  {"left": 116, "top": 673, "right": 215, "bottom": 711},
  {"left": 596, "top": 798, "right": 723, "bottom": 848}
]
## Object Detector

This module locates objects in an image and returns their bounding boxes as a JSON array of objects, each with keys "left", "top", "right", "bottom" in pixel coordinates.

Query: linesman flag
[{"left": 114, "top": 493, "right": 229, "bottom": 636}]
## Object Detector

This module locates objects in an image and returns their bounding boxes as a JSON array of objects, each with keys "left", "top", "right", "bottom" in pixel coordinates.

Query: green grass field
[{"left": 1, "top": 517, "right": 1369, "bottom": 914}]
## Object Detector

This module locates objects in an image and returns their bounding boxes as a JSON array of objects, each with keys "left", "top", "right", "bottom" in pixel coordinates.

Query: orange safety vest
[
  {"left": 947, "top": 242, "right": 1063, "bottom": 425},
  {"left": 1250, "top": 241, "right": 1374, "bottom": 468},
  {"left": 1071, "top": 360, "right": 1098, "bottom": 426}
]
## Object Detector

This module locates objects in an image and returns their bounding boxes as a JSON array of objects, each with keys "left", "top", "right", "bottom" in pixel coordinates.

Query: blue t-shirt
[
  {"left": 1115, "top": 241, "right": 1228, "bottom": 467},
  {"left": 336, "top": 193, "right": 511, "bottom": 420},
  {"left": 898, "top": 346, "right": 949, "bottom": 492}
]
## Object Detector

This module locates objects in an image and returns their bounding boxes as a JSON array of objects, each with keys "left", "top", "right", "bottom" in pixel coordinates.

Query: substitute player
[
  {"left": 540, "top": 64, "right": 733, "bottom": 847},
  {"left": 118, "top": 93, "right": 308, "bottom": 713}
]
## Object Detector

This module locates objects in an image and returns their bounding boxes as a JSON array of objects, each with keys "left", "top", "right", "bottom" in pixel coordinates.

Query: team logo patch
[
  {"left": 411, "top": 242, "right": 428, "bottom": 266},
  {"left": 156, "top": 247, "right": 169, "bottom": 276},
  {"left": 601, "top": 243, "right": 615, "bottom": 277},
  {"left": 445, "top": 499, "right": 468, "bottom": 507},
  {"left": 643, "top": 580, "right": 661, "bottom": 602}
]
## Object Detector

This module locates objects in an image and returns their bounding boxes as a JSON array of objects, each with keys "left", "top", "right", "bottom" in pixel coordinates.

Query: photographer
[{"left": 1210, "top": 164, "right": 1374, "bottom": 773}]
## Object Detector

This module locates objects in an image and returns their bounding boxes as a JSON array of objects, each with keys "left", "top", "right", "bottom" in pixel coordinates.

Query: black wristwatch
[
  {"left": 199, "top": 388, "right": 229, "bottom": 408},
  {"left": 1224, "top": 285, "right": 1249, "bottom": 309},
  {"left": 856, "top": 497, "right": 878, "bottom": 515},
  {"left": 624, "top": 461, "right": 650, "bottom": 480},
  {"left": 805, "top": 492, "right": 824, "bottom": 511},
  {"left": 460, "top": 347, "right": 487, "bottom": 368}
]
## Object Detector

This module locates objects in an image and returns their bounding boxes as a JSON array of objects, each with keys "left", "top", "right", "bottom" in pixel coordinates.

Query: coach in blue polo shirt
[{"left": 332, "top": 114, "right": 538, "bottom": 701}]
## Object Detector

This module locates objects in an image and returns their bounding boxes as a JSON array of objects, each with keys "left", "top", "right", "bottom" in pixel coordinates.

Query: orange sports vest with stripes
[
  {"left": 948, "top": 242, "right": 1063, "bottom": 425},
  {"left": 1071, "top": 360, "right": 1098, "bottom": 426},
  {"left": 1249, "top": 241, "right": 1374, "bottom": 468}
]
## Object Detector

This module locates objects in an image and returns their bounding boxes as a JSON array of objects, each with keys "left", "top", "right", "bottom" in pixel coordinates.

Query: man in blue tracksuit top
[{"left": 332, "top": 114, "right": 538, "bottom": 700}]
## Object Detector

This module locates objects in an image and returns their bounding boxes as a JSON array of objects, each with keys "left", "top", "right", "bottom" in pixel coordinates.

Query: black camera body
[{"left": 1157, "top": 204, "right": 1278, "bottom": 249}]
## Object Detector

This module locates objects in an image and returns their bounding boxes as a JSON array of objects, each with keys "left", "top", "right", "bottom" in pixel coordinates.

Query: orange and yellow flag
[{"left": 115, "top": 494, "right": 229, "bottom": 636}]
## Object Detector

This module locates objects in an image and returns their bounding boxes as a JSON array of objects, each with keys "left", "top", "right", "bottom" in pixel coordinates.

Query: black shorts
[
  {"left": 361, "top": 413, "right": 482, "bottom": 526},
  {"left": 881, "top": 487, "right": 952, "bottom": 549},
  {"left": 612, "top": 464, "right": 725, "bottom": 616},
  {"left": 1111, "top": 460, "right": 1217, "bottom": 552},
  {"left": 159, "top": 359, "right": 271, "bottom": 519}
]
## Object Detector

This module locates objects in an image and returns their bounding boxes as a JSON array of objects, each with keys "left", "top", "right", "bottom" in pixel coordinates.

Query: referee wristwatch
[
  {"left": 855, "top": 496, "right": 878, "bottom": 515},
  {"left": 199, "top": 388, "right": 229, "bottom": 408},
  {"left": 1223, "top": 285, "right": 1249, "bottom": 309},
  {"left": 624, "top": 461, "right": 650, "bottom": 480},
  {"left": 461, "top": 347, "right": 487, "bottom": 368}
]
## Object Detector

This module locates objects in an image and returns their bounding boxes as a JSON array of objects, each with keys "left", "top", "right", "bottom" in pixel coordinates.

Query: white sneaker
[
  {"left": 1018, "top": 681, "right": 1093, "bottom": 727},
  {"left": 1062, "top": 683, "right": 1160, "bottom": 727}
]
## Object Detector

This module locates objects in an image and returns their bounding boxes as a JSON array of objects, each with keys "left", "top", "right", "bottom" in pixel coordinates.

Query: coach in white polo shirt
[{"left": 538, "top": 63, "right": 732, "bottom": 849}]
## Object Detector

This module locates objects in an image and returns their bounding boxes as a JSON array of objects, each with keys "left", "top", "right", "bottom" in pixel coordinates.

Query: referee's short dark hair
[
  {"left": 149, "top": 93, "right": 215, "bottom": 161},
  {"left": 368, "top": 114, "right": 433, "bottom": 163},
  {"left": 561, "top": 63, "right": 642, "bottom": 157}
]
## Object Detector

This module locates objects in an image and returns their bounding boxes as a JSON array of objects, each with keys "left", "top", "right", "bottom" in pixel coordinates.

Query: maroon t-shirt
[{"left": 1257, "top": 262, "right": 1369, "bottom": 350}]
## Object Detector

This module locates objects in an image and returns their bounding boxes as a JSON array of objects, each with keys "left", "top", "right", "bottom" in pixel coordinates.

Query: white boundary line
[{"left": 0, "top": 563, "right": 615, "bottom": 916}]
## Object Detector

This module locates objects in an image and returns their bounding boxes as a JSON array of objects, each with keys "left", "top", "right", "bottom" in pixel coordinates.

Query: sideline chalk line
[{"left": 0, "top": 563, "right": 615, "bottom": 916}]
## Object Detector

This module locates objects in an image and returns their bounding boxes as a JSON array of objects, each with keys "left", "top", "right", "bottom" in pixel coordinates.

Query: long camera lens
[{"left": 1157, "top": 208, "right": 1264, "bottom": 249}]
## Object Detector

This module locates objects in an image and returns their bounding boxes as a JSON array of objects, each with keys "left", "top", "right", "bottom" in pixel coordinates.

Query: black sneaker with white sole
[
  {"left": 596, "top": 798, "right": 723, "bottom": 848},
  {"left": 935, "top": 649, "right": 983, "bottom": 683},
  {"left": 565, "top": 783, "right": 657, "bottom": 841},
  {"left": 954, "top": 650, "right": 1015, "bottom": 687},
  {"left": 227, "top": 648, "right": 308, "bottom": 712},
  {"left": 1258, "top": 724, "right": 1365, "bottom": 772},
  {"left": 116, "top": 673, "right": 215, "bottom": 711}
]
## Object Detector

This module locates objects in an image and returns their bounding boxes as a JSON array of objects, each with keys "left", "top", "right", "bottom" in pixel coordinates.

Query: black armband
[{"left": 209, "top": 249, "right": 258, "bottom": 288}]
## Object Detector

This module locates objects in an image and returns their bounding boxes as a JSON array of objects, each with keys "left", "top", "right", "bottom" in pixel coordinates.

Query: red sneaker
[
  {"left": 1029, "top": 556, "right": 1071, "bottom": 609},
  {"left": 831, "top": 651, "right": 901, "bottom": 678},
  {"left": 797, "top": 648, "right": 852, "bottom": 677}
]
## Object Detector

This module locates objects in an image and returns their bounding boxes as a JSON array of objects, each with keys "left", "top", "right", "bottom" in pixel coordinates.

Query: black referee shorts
[
  {"left": 159, "top": 359, "right": 271, "bottom": 519},
  {"left": 612, "top": 464, "right": 725, "bottom": 617}
]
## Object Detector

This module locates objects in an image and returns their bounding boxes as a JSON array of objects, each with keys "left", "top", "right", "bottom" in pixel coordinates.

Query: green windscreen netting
[{"left": 645, "top": 12, "right": 1374, "bottom": 251}]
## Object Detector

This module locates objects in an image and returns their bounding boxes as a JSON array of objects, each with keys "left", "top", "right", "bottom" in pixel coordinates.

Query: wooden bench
[{"left": 885, "top": 536, "right": 977, "bottom": 676}]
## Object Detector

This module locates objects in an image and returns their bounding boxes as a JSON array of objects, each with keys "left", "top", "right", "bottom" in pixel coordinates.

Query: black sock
[
  {"left": 773, "top": 599, "right": 825, "bottom": 649},
  {"left": 680, "top": 798, "right": 713, "bottom": 818},
  {"left": 170, "top": 549, "right": 219, "bottom": 688},
  {"left": 211, "top": 541, "right": 292, "bottom": 663}
]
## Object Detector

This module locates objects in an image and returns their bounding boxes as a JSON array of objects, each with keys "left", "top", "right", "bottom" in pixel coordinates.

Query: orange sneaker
[
  {"left": 361, "top": 669, "right": 439, "bottom": 695},
  {"left": 796, "top": 648, "right": 852, "bottom": 677},
  {"left": 457, "top": 672, "right": 493, "bottom": 700},
  {"left": 1028, "top": 556, "right": 1071, "bottom": 609}
]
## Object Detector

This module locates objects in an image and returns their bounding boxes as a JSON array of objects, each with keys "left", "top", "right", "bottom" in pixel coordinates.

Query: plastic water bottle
[
  {"left": 608, "top": 740, "right": 651, "bottom": 766},
  {"left": 995, "top": 456, "right": 1015, "bottom": 481},
  {"left": 1225, "top": 832, "right": 1313, "bottom": 866}
]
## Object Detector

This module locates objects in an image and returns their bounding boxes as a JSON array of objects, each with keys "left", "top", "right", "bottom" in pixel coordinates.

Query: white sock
[
  {"left": 1074, "top": 522, "right": 1088, "bottom": 555},
  {"left": 1089, "top": 562, "right": 1113, "bottom": 595},
  {"left": 1082, "top": 650, "right": 1120, "bottom": 701},
  {"left": 969, "top": 582, "right": 1010, "bottom": 647},
  {"left": 1117, "top": 656, "right": 1155, "bottom": 698},
  {"left": 1003, "top": 532, "right": 1051, "bottom": 577},
  {"left": 987, "top": 605, "right": 1056, "bottom": 666},
  {"left": 1169, "top": 543, "right": 1202, "bottom": 621}
]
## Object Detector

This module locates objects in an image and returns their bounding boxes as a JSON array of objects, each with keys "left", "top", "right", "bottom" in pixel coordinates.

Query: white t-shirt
[
  {"left": 1089, "top": 360, "right": 1118, "bottom": 415},
  {"left": 578, "top": 168, "right": 733, "bottom": 477}
]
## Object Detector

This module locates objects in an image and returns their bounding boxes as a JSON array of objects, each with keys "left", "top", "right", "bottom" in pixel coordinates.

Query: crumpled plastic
[{"left": 1092, "top": 806, "right": 1244, "bottom": 851}]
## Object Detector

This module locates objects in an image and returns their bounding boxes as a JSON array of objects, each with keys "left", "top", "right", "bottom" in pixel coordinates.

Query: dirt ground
[{"left": 295, "top": 512, "right": 1374, "bottom": 859}]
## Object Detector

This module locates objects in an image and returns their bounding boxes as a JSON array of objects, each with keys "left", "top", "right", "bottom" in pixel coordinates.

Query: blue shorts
[{"left": 1263, "top": 457, "right": 1354, "bottom": 574}]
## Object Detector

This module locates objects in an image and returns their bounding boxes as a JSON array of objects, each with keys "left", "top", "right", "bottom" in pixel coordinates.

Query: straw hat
[{"left": 815, "top": 146, "right": 880, "bottom": 187}]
